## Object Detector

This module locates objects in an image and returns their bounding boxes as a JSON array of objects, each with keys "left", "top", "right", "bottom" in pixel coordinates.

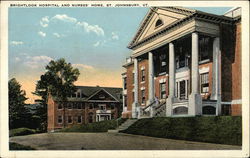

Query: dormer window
[
  {"left": 99, "top": 94, "right": 105, "bottom": 99},
  {"left": 155, "top": 19, "right": 163, "bottom": 28}
]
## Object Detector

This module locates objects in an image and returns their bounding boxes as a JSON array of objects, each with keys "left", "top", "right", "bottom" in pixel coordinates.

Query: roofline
[
  {"left": 75, "top": 85, "right": 122, "bottom": 89},
  {"left": 85, "top": 88, "right": 120, "bottom": 102},
  {"left": 128, "top": 9, "right": 235, "bottom": 49}
]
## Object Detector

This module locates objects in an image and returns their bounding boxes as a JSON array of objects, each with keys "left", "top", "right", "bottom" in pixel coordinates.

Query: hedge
[
  {"left": 60, "top": 118, "right": 127, "bottom": 133},
  {"left": 121, "top": 116, "right": 241, "bottom": 145},
  {"left": 9, "top": 142, "right": 35, "bottom": 150},
  {"left": 10, "top": 128, "right": 36, "bottom": 137}
]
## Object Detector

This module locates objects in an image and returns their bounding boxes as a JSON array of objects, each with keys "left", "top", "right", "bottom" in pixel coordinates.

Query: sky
[{"left": 9, "top": 7, "right": 232, "bottom": 103}]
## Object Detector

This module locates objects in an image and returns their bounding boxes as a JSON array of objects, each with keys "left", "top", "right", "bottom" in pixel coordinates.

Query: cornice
[{"left": 128, "top": 11, "right": 235, "bottom": 50}]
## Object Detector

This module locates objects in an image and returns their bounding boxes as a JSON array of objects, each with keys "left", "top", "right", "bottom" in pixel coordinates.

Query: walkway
[{"left": 10, "top": 132, "right": 241, "bottom": 150}]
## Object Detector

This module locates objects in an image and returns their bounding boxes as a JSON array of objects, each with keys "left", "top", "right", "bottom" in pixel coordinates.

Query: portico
[{"left": 122, "top": 7, "right": 239, "bottom": 119}]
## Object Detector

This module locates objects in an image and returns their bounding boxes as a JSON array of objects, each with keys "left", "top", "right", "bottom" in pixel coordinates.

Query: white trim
[
  {"left": 123, "top": 89, "right": 127, "bottom": 95},
  {"left": 159, "top": 78, "right": 166, "bottom": 83},
  {"left": 140, "top": 86, "right": 146, "bottom": 90},
  {"left": 221, "top": 99, "right": 242, "bottom": 105},
  {"left": 86, "top": 88, "right": 120, "bottom": 102},
  {"left": 140, "top": 66, "right": 145, "bottom": 70},
  {"left": 199, "top": 66, "right": 210, "bottom": 74}
]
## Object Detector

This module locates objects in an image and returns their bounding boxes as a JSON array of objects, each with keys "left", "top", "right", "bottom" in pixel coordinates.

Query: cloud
[
  {"left": 38, "top": 31, "right": 46, "bottom": 37},
  {"left": 77, "top": 22, "right": 104, "bottom": 36},
  {"left": 53, "top": 33, "right": 61, "bottom": 38},
  {"left": 72, "top": 64, "right": 94, "bottom": 70},
  {"left": 93, "top": 41, "right": 100, "bottom": 47},
  {"left": 11, "top": 41, "right": 24, "bottom": 45},
  {"left": 40, "top": 16, "right": 49, "bottom": 27},
  {"left": 111, "top": 32, "right": 119, "bottom": 40},
  {"left": 24, "top": 55, "right": 53, "bottom": 69},
  {"left": 52, "top": 14, "right": 77, "bottom": 23}
]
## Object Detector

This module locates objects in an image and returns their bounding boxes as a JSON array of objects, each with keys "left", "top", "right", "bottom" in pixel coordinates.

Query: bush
[
  {"left": 9, "top": 142, "right": 35, "bottom": 150},
  {"left": 10, "top": 128, "right": 36, "bottom": 137},
  {"left": 121, "top": 116, "right": 241, "bottom": 145},
  {"left": 61, "top": 118, "right": 127, "bottom": 133}
]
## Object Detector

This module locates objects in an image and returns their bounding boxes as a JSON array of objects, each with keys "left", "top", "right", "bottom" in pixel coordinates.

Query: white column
[
  {"left": 191, "top": 32, "right": 199, "bottom": 94},
  {"left": 148, "top": 52, "right": 155, "bottom": 117},
  {"left": 166, "top": 42, "right": 175, "bottom": 116},
  {"left": 188, "top": 32, "right": 202, "bottom": 116},
  {"left": 211, "top": 37, "right": 221, "bottom": 115},
  {"left": 148, "top": 52, "right": 154, "bottom": 102},
  {"left": 132, "top": 58, "right": 139, "bottom": 118}
]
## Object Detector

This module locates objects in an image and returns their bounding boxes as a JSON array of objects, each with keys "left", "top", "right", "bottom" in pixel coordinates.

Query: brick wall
[
  {"left": 220, "top": 21, "right": 241, "bottom": 116},
  {"left": 126, "top": 64, "right": 134, "bottom": 116},
  {"left": 138, "top": 59, "right": 148, "bottom": 106},
  {"left": 48, "top": 100, "right": 121, "bottom": 131}
]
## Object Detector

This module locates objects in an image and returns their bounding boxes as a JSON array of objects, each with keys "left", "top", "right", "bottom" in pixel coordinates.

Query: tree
[
  {"left": 9, "top": 78, "right": 29, "bottom": 129},
  {"left": 34, "top": 58, "right": 80, "bottom": 130}
]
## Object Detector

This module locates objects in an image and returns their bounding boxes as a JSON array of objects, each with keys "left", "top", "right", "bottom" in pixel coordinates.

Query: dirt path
[{"left": 10, "top": 132, "right": 241, "bottom": 150}]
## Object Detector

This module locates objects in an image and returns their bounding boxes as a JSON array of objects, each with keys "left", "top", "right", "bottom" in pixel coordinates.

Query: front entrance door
[{"left": 179, "top": 80, "right": 186, "bottom": 100}]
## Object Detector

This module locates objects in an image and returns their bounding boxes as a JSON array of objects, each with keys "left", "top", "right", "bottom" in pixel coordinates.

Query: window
[
  {"left": 175, "top": 82, "right": 179, "bottom": 98},
  {"left": 124, "top": 96, "right": 127, "bottom": 107},
  {"left": 77, "top": 92, "right": 81, "bottom": 98},
  {"left": 132, "top": 72, "right": 135, "bottom": 84},
  {"left": 89, "top": 103, "right": 94, "bottom": 109},
  {"left": 124, "top": 77, "right": 127, "bottom": 89},
  {"left": 132, "top": 92, "right": 134, "bottom": 102},
  {"left": 72, "top": 93, "right": 76, "bottom": 98},
  {"left": 99, "top": 104, "right": 106, "bottom": 110},
  {"left": 99, "top": 94, "right": 105, "bottom": 99},
  {"left": 58, "top": 104, "right": 63, "bottom": 109},
  {"left": 58, "top": 116, "right": 63, "bottom": 124},
  {"left": 73, "top": 103, "right": 77, "bottom": 109},
  {"left": 141, "top": 69, "right": 145, "bottom": 82},
  {"left": 199, "top": 36, "right": 212, "bottom": 61},
  {"left": 77, "top": 103, "right": 82, "bottom": 109},
  {"left": 111, "top": 103, "right": 115, "bottom": 110},
  {"left": 155, "top": 19, "right": 163, "bottom": 28},
  {"left": 68, "top": 116, "right": 72, "bottom": 124},
  {"left": 200, "top": 73, "right": 209, "bottom": 93},
  {"left": 141, "top": 89, "right": 145, "bottom": 104},
  {"left": 68, "top": 103, "right": 73, "bottom": 109},
  {"left": 159, "top": 53, "right": 167, "bottom": 73},
  {"left": 160, "top": 82, "right": 166, "bottom": 99},
  {"left": 77, "top": 116, "right": 82, "bottom": 123}
]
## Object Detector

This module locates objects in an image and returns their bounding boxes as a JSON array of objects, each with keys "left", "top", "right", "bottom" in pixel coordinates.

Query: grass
[
  {"left": 9, "top": 142, "right": 35, "bottom": 150},
  {"left": 10, "top": 128, "right": 36, "bottom": 137},
  {"left": 60, "top": 118, "right": 127, "bottom": 132},
  {"left": 121, "top": 116, "right": 242, "bottom": 145}
]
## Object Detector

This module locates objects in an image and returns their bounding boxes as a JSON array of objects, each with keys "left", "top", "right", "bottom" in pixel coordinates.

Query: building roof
[
  {"left": 128, "top": 7, "right": 236, "bottom": 50},
  {"left": 50, "top": 86, "right": 122, "bottom": 102},
  {"left": 76, "top": 86, "right": 123, "bottom": 101}
]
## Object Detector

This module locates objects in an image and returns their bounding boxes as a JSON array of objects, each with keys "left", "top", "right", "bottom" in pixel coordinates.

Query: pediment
[
  {"left": 87, "top": 89, "right": 118, "bottom": 102},
  {"left": 129, "top": 7, "right": 195, "bottom": 49}
]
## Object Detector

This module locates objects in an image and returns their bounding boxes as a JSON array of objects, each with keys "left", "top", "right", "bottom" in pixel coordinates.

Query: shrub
[
  {"left": 60, "top": 118, "right": 127, "bottom": 133},
  {"left": 9, "top": 142, "right": 35, "bottom": 150},
  {"left": 10, "top": 128, "right": 36, "bottom": 137},
  {"left": 122, "top": 116, "right": 241, "bottom": 145}
]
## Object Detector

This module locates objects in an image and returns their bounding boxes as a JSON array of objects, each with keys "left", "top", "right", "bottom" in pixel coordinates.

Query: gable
[
  {"left": 87, "top": 89, "right": 118, "bottom": 102},
  {"left": 129, "top": 7, "right": 195, "bottom": 49}
]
